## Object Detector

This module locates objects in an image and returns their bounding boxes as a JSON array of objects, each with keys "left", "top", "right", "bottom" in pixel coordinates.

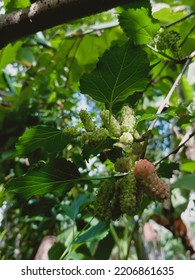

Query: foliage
[{"left": 0, "top": 0, "right": 195, "bottom": 260}]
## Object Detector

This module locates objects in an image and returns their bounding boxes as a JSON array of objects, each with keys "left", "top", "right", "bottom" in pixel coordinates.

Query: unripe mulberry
[
  {"left": 119, "top": 106, "right": 136, "bottom": 133},
  {"left": 116, "top": 174, "right": 138, "bottom": 215},
  {"left": 134, "top": 159, "right": 169, "bottom": 202},
  {"left": 79, "top": 110, "right": 96, "bottom": 132},
  {"left": 93, "top": 180, "right": 114, "bottom": 220},
  {"left": 80, "top": 128, "right": 108, "bottom": 145},
  {"left": 93, "top": 180, "right": 121, "bottom": 220},
  {"left": 119, "top": 132, "right": 133, "bottom": 145},
  {"left": 94, "top": 174, "right": 143, "bottom": 220},
  {"left": 114, "top": 157, "right": 131, "bottom": 173},
  {"left": 132, "top": 142, "right": 144, "bottom": 155},
  {"left": 63, "top": 127, "right": 81, "bottom": 137},
  {"left": 100, "top": 110, "right": 121, "bottom": 137}
]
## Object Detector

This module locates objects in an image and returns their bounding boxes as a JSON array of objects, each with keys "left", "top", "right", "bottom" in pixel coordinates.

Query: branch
[
  {"left": 155, "top": 131, "right": 195, "bottom": 166},
  {"left": 0, "top": 0, "right": 132, "bottom": 49},
  {"left": 148, "top": 51, "right": 195, "bottom": 131}
]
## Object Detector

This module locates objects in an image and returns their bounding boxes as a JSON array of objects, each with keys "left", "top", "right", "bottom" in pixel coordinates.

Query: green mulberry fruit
[
  {"left": 93, "top": 180, "right": 117, "bottom": 220},
  {"left": 79, "top": 110, "right": 96, "bottom": 132},
  {"left": 80, "top": 128, "right": 108, "bottom": 146},
  {"left": 63, "top": 127, "right": 81, "bottom": 137},
  {"left": 114, "top": 157, "right": 131, "bottom": 173},
  {"left": 119, "top": 132, "right": 134, "bottom": 145},
  {"left": 119, "top": 106, "right": 136, "bottom": 134},
  {"left": 100, "top": 109, "right": 121, "bottom": 137},
  {"left": 116, "top": 174, "right": 138, "bottom": 215}
]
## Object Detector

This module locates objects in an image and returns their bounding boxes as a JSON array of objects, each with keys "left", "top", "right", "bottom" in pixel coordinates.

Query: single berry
[
  {"left": 100, "top": 110, "right": 121, "bottom": 137},
  {"left": 119, "top": 132, "right": 134, "bottom": 145},
  {"left": 119, "top": 106, "right": 136, "bottom": 133},
  {"left": 79, "top": 110, "right": 96, "bottom": 132}
]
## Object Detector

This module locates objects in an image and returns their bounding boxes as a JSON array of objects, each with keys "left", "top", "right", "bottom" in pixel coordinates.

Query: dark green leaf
[
  {"left": 73, "top": 221, "right": 109, "bottom": 244},
  {"left": 16, "top": 125, "right": 71, "bottom": 155},
  {"left": 80, "top": 41, "right": 150, "bottom": 108},
  {"left": 122, "top": 0, "right": 151, "bottom": 12},
  {"left": 48, "top": 242, "right": 66, "bottom": 260},
  {"left": 82, "top": 138, "right": 115, "bottom": 161},
  {"left": 157, "top": 162, "right": 179, "bottom": 178},
  {"left": 5, "top": 159, "right": 80, "bottom": 199},
  {"left": 93, "top": 233, "right": 115, "bottom": 260},
  {"left": 119, "top": 8, "right": 160, "bottom": 45}
]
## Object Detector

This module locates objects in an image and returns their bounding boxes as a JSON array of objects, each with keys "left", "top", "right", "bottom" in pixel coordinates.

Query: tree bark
[{"left": 0, "top": 0, "right": 132, "bottom": 49}]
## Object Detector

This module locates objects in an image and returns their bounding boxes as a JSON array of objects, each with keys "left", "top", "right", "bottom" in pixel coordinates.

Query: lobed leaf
[{"left": 119, "top": 8, "right": 160, "bottom": 45}]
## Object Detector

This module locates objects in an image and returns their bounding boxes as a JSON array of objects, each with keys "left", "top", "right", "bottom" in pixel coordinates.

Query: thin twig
[
  {"left": 179, "top": 24, "right": 195, "bottom": 47},
  {"left": 147, "top": 44, "right": 176, "bottom": 62},
  {"left": 162, "top": 12, "right": 195, "bottom": 28},
  {"left": 65, "top": 21, "right": 119, "bottom": 38},
  {"left": 148, "top": 51, "right": 195, "bottom": 131},
  {"left": 155, "top": 131, "right": 195, "bottom": 166}
]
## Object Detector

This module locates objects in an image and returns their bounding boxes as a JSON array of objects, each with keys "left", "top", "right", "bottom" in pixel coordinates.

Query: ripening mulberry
[
  {"left": 100, "top": 109, "right": 121, "bottom": 137},
  {"left": 134, "top": 159, "right": 169, "bottom": 202},
  {"left": 79, "top": 110, "right": 96, "bottom": 132}
]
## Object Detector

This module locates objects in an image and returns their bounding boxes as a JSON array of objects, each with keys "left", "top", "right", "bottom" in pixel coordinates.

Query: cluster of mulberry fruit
[
  {"left": 63, "top": 106, "right": 144, "bottom": 153},
  {"left": 93, "top": 157, "right": 170, "bottom": 220},
  {"left": 93, "top": 174, "right": 142, "bottom": 220},
  {"left": 134, "top": 159, "right": 170, "bottom": 202},
  {"left": 154, "top": 28, "right": 182, "bottom": 59},
  {"left": 100, "top": 106, "right": 142, "bottom": 148}
]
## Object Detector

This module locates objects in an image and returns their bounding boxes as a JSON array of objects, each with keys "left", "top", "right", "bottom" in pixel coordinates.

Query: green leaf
[
  {"left": 63, "top": 193, "right": 93, "bottom": 221},
  {"left": 137, "top": 110, "right": 177, "bottom": 123},
  {"left": 0, "top": 42, "right": 22, "bottom": 70},
  {"left": 171, "top": 174, "right": 195, "bottom": 190},
  {"left": 17, "top": 47, "right": 35, "bottom": 67},
  {"left": 119, "top": 8, "right": 160, "bottom": 45},
  {"left": 73, "top": 221, "right": 109, "bottom": 245},
  {"left": 16, "top": 125, "right": 71, "bottom": 155},
  {"left": 48, "top": 242, "right": 66, "bottom": 260},
  {"left": 80, "top": 41, "right": 150, "bottom": 107},
  {"left": 181, "top": 161, "right": 195, "bottom": 172},
  {"left": 5, "top": 159, "right": 80, "bottom": 199},
  {"left": 5, "top": 0, "right": 30, "bottom": 12},
  {"left": 153, "top": 8, "right": 187, "bottom": 25},
  {"left": 157, "top": 162, "right": 179, "bottom": 178}
]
